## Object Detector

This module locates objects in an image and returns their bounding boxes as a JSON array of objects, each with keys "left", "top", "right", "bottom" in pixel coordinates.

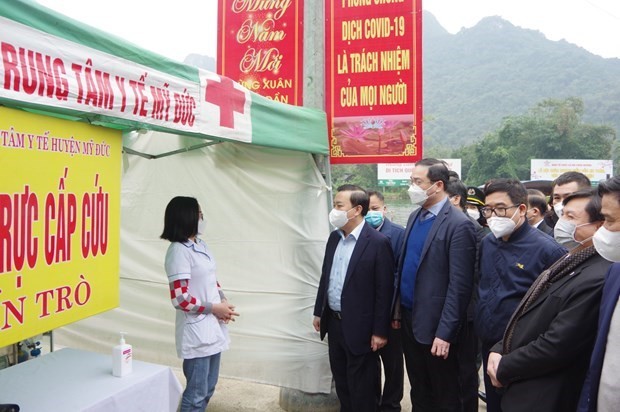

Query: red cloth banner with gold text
[
  {"left": 326, "top": 0, "right": 422, "bottom": 164},
  {"left": 218, "top": 0, "right": 304, "bottom": 106}
]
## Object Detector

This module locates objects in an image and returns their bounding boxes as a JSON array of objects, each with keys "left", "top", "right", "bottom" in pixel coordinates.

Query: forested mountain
[
  {"left": 185, "top": 12, "right": 620, "bottom": 152},
  {"left": 423, "top": 11, "right": 620, "bottom": 150}
]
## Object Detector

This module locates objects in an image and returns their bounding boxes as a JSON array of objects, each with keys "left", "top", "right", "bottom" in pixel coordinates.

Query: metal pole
[{"left": 278, "top": 2, "right": 339, "bottom": 411}]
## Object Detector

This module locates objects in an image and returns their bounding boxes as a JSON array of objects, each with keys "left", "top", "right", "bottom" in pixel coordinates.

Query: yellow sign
[{"left": 0, "top": 107, "right": 121, "bottom": 346}]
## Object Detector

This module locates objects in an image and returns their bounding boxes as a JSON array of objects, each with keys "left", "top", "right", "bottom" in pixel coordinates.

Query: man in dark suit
[
  {"left": 446, "top": 176, "right": 485, "bottom": 412},
  {"left": 578, "top": 175, "right": 620, "bottom": 411},
  {"left": 396, "top": 158, "right": 477, "bottom": 411},
  {"left": 367, "top": 190, "right": 405, "bottom": 411},
  {"left": 526, "top": 188, "right": 554, "bottom": 236},
  {"left": 476, "top": 180, "right": 567, "bottom": 412},
  {"left": 313, "top": 185, "right": 395, "bottom": 412},
  {"left": 487, "top": 189, "right": 611, "bottom": 412}
]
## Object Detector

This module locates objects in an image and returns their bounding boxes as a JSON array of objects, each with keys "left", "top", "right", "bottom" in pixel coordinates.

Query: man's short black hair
[
  {"left": 484, "top": 178, "right": 527, "bottom": 206},
  {"left": 160, "top": 196, "right": 200, "bottom": 242},
  {"left": 337, "top": 184, "right": 369, "bottom": 216},
  {"left": 416, "top": 158, "right": 449, "bottom": 187},
  {"left": 446, "top": 177, "right": 467, "bottom": 210},
  {"left": 527, "top": 189, "right": 548, "bottom": 215},
  {"left": 563, "top": 189, "right": 603, "bottom": 223},
  {"left": 367, "top": 190, "right": 385, "bottom": 203},
  {"left": 598, "top": 176, "right": 620, "bottom": 204},
  {"left": 553, "top": 171, "right": 591, "bottom": 189}
]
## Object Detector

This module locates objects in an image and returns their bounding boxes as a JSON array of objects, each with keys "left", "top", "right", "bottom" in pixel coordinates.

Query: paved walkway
[{"left": 175, "top": 368, "right": 488, "bottom": 411}]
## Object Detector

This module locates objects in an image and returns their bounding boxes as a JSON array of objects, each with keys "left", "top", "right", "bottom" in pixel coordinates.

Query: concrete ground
[{"left": 174, "top": 370, "right": 488, "bottom": 411}]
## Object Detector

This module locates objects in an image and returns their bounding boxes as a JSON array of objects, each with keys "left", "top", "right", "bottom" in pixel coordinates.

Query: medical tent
[{"left": 0, "top": 0, "right": 333, "bottom": 393}]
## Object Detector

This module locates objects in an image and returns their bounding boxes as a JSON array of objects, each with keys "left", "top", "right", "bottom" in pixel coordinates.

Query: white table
[{"left": 0, "top": 348, "right": 182, "bottom": 411}]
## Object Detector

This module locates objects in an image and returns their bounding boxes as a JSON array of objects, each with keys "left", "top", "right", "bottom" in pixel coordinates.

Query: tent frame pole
[{"left": 122, "top": 141, "right": 222, "bottom": 160}]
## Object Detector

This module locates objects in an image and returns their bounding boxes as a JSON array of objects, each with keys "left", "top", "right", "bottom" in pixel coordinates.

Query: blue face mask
[{"left": 365, "top": 211, "right": 384, "bottom": 228}]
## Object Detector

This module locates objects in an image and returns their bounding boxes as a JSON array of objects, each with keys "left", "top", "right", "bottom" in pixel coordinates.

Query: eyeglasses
[
  {"left": 410, "top": 178, "right": 432, "bottom": 186},
  {"left": 480, "top": 205, "right": 519, "bottom": 218}
]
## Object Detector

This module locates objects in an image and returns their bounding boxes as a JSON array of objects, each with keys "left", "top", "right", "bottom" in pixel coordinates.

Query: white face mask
[
  {"left": 487, "top": 208, "right": 519, "bottom": 238},
  {"left": 593, "top": 226, "right": 620, "bottom": 262},
  {"left": 197, "top": 218, "right": 207, "bottom": 236},
  {"left": 553, "top": 202, "right": 564, "bottom": 217},
  {"left": 329, "top": 208, "right": 353, "bottom": 228},
  {"left": 525, "top": 209, "right": 536, "bottom": 223},
  {"left": 554, "top": 218, "right": 577, "bottom": 246},
  {"left": 466, "top": 208, "right": 480, "bottom": 221},
  {"left": 408, "top": 182, "right": 436, "bottom": 206},
  {"left": 554, "top": 218, "right": 593, "bottom": 249}
]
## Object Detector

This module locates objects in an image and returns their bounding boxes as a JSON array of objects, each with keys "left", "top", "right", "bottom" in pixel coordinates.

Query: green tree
[
  {"left": 330, "top": 164, "right": 378, "bottom": 190},
  {"left": 459, "top": 97, "right": 616, "bottom": 185}
]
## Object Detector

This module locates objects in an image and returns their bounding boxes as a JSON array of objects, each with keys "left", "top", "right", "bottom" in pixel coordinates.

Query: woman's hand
[{"left": 212, "top": 302, "right": 239, "bottom": 323}]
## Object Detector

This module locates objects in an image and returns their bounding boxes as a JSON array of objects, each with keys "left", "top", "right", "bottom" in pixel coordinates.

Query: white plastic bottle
[{"left": 112, "top": 332, "right": 132, "bottom": 377}]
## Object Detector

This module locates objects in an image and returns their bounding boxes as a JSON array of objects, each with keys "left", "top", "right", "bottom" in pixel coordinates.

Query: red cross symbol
[{"left": 205, "top": 76, "right": 246, "bottom": 129}]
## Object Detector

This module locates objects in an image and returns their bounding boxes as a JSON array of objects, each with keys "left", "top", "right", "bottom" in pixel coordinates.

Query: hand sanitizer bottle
[{"left": 112, "top": 332, "right": 132, "bottom": 377}]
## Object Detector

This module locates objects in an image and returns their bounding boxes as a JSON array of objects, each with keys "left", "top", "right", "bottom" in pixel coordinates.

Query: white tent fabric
[{"left": 55, "top": 132, "right": 334, "bottom": 393}]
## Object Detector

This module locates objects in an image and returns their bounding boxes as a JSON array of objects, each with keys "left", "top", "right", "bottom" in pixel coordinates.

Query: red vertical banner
[
  {"left": 325, "top": 0, "right": 422, "bottom": 164},
  {"left": 218, "top": 0, "right": 304, "bottom": 106}
]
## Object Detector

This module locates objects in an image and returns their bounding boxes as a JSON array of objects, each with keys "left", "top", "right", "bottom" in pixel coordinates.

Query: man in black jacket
[
  {"left": 526, "top": 188, "right": 554, "bottom": 236},
  {"left": 313, "top": 185, "right": 395, "bottom": 412},
  {"left": 487, "top": 189, "right": 611, "bottom": 412}
]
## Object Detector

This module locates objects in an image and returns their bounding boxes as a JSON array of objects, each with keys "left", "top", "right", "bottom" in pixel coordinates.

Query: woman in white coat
[{"left": 161, "top": 196, "right": 239, "bottom": 412}]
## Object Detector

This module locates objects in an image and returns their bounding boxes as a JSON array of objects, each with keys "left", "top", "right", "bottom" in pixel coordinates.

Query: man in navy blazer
[
  {"left": 367, "top": 190, "right": 406, "bottom": 411},
  {"left": 313, "top": 185, "right": 395, "bottom": 412},
  {"left": 578, "top": 263, "right": 620, "bottom": 411},
  {"left": 396, "top": 158, "right": 477, "bottom": 411},
  {"left": 578, "top": 175, "right": 620, "bottom": 411}
]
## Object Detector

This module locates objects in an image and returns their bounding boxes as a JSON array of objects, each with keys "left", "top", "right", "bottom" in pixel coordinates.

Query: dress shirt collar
[
  {"left": 338, "top": 219, "right": 365, "bottom": 240},
  {"left": 424, "top": 196, "right": 448, "bottom": 217},
  {"left": 182, "top": 238, "right": 202, "bottom": 248}
]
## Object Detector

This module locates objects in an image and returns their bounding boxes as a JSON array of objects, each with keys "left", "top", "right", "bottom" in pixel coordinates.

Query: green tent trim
[{"left": 0, "top": 0, "right": 328, "bottom": 155}]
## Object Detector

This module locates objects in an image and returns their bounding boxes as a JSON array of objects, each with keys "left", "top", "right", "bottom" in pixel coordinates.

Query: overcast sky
[{"left": 37, "top": 0, "right": 620, "bottom": 61}]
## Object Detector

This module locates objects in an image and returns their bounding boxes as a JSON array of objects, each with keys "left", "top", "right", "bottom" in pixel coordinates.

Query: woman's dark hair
[{"left": 160, "top": 196, "right": 200, "bottom": 242}]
